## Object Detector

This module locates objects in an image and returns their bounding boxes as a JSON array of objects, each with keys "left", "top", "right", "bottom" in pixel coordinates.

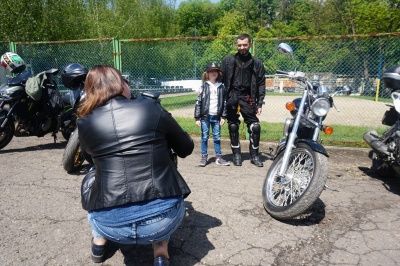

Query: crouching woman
[{"left": 77, "top": 65, "right": 194, "bottom": 265}]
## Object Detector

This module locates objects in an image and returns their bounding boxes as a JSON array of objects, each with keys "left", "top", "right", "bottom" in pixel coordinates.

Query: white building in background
[{"left": 161, "top": 80, "right": 201, "bottom": 91}]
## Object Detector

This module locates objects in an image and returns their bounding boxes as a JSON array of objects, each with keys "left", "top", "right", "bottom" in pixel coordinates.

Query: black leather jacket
[
  {"left": 220, "top": 53, "right": 266, "bottom": 108},
  {"left": 77, "top": 95, "right": 194, "bottom": 211},
  {"left": 194, "top": 82, "right": 227, "bottom": 120}
]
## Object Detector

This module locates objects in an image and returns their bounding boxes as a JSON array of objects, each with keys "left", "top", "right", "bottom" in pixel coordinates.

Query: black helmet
[
  {"left": 61, "top": 63, "right": 88, "bottom": 88},
  {"left": 382, "top": 65, "right": 400, "bottom": 91}
]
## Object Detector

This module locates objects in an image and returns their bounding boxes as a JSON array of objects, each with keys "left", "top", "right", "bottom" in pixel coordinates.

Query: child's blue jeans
[{"left": 200, "top": 115, "right": 221, "bottom": 156}]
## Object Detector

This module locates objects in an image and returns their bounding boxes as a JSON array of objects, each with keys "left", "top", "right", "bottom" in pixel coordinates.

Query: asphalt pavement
[{"left": 0, "top": 135, "right": 399, "bottom": 266}]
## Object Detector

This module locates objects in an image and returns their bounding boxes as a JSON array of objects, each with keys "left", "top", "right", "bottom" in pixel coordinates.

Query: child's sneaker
[
  {"left": 199, "top": 154, "right": 208, "bottom": 167},
  {"left": 215, "top": 156, "right": 230, "bottom": 166}
]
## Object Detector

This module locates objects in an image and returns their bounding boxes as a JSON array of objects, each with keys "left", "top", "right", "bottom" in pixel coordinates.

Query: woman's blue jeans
[
  {"left": 88, "top": 200, "right": 185, "bottom": 245},
  {"left": 201, "top": 115, "right": 221, "bottom": 156}
]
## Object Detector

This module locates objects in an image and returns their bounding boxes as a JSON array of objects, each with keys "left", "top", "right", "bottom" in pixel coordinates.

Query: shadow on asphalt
[
  {"left": 0, "top": 140, "right": 66, "bottom": 153},
  {"left": 359, "top": 166, "right": 400, "bottom": 196},
  {"left": 271, "top": 198, "right": 327, "bottom": 226},
  {"left": 95, "top": 201, "right": 222, "bottom": 266}
]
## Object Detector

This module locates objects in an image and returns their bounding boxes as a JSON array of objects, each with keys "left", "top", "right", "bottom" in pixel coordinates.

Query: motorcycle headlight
[{"left": 311, "top": 98, "right": 330, "bottom": 117}]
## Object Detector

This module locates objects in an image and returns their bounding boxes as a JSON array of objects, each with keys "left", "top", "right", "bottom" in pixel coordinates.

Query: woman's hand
[
  {"left": 220, "top": 118, "right": 225, "bottom": 126},
  {"left": 196, "top": 120, "right": 201, "bottom": 127}
]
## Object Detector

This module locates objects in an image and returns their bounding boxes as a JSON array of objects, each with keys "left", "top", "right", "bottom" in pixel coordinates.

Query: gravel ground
[{"left": 0, "top": 135, "right": 399, "bottom": 265}]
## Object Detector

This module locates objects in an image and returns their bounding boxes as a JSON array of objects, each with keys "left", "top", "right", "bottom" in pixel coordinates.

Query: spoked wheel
[
  {"left": 262, "top": 143, "right": 328, "bottom": 220},
  {"left": 62, "top": 128, "right": 85, "bottom": 172},
  {"left": 0, "top": 119, "right": 15, "bottom": 150}
]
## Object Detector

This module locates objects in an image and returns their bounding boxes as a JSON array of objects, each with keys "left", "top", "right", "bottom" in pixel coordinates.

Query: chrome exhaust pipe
[{"left": 363, "top": 130, "right": 389, "bottom": 156}]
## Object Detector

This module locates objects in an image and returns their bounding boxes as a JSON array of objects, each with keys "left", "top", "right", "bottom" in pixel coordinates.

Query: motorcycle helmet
[
  {"left": 1, "top": 52, "right": 26, "bottom": 73},
  {"left": 382, "top": 65, "right": 400, "bottom": 91},
  {"left": 61, "top": 63, "right": 88, "bottom": 88}
]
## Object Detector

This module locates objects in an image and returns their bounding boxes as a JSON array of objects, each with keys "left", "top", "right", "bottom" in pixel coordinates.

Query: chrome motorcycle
[
  {"left": 262, "top": 43, "right": 350, "bottom": 220},
  {"left": 363, "top": 65, "right": 400, "bottom": 178}
]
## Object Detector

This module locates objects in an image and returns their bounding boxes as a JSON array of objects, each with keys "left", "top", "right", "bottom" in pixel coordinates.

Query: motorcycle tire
[
  {"left": 0, "top": 118, "right": 14, "bottom": 150},
  {"left": 369, "top": 151, "right": 395, "bottom": 178},
  {"left": 62, "top": 128, "right": 85, "bottom": 172},
  {"left": 61, "top": 130, "right": 71, "bottom": 141},
  {"left": 262, "top": 143, "right": 328, "bottom": 220},
  {"left": 60, "top": 109, "right": 75, "bottom": 141}
]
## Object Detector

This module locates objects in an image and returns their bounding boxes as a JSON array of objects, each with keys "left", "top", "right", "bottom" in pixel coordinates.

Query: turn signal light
[
  {"left": 323, "top": 126, "right": 333, "bottom": 135},
  {"left": 286, "top": 102, "right": 295, "bottom": 111}
]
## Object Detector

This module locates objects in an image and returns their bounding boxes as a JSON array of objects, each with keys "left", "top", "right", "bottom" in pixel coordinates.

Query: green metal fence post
[
  {"left": 9, "top": 42, "right": 16, "bottom": 53},
  {"left": 113, "top": 38, "right": 122, "bottom": 71}
]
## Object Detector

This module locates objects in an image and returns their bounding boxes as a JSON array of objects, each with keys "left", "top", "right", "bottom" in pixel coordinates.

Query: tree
[{"left": 176, "top": 0, "right": 220, "bottom": 36}]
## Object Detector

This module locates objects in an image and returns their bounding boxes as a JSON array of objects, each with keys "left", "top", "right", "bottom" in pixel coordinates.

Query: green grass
[
  {"left": 160, "top": 94, "right": 197, "bottom": 110},
  {"left": 173, "top": 117, "right": 389, "bottom": 148},
  {"left": 160, "top": 93, "right": 389, "bottom": 147}
]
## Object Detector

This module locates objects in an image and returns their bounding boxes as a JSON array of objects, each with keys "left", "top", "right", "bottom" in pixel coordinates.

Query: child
[{"left": 194, "top": 62, "right": 230, "bottom": 166}]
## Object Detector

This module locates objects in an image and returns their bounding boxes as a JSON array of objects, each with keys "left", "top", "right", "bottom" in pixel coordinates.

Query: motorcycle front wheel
[
  {"left": 0, "top": 119, "right": 15, "bottom": 149},
  {"left": 62, "top": 128, "right": 85, "bottom": 172},
  {"left": 262, "top": 143, "right": 328, "bottom": 220}
]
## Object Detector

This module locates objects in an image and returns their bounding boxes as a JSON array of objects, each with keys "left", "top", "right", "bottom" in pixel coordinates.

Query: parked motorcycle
[
  {"left": 60, "top": 63, "right": 88, "bottom": 172},
  {"left": 60, "top": 72, "right": 172, "bottom": 172},
  {"left": 363, "top": 65, "right": 400, "bottom": 178},
  {"left": 0, "top": 52, "right": 68, "bottom": 149},
  {"left": 262, "top": 43, "right": 350, "bottom": 220}
]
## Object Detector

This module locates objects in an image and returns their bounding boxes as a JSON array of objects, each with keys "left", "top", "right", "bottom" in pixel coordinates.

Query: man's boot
[
  {"left": 232, "top": 147, "right": 242, "bottom": 166},
  {"left": 250, "top": 147, "right": 263, "bottom": 167},
  {"left": 229, "top": 122, "right": 242, "bottom": 166},
  {"left": 249, "top": 122, "right": 263, "bottom": 167}
]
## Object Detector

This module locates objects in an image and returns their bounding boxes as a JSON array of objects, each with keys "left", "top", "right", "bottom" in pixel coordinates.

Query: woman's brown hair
[{"left": 78, "top": 65, "right": 128, "bottom": 117}]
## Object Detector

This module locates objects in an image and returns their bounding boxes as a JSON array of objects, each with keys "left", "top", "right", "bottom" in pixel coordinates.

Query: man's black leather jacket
[
  {"left": 77, "top": 95, "right": 194, "bottom": 211},
  {"left": 194, "top": 82, "right": 227, "bottom": 120},
  {"left": 220, "top": 53, "right": 266, "bottom": 108}
]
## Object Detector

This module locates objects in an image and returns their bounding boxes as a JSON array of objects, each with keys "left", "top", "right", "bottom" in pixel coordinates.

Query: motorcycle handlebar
[{"left": 276, "top": 70, "right": 289, "bottom": 75}]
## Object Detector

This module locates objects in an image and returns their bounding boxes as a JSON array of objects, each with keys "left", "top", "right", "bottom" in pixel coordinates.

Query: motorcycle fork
[
  {"left": 278, "top": 91, "right": 308, "bottom": 177},
  {"left": 0, "top": 100, "right": 18, "bottom": 130},
  {"left": 312, "top": 117, "right": 323, "bottom": 142}
]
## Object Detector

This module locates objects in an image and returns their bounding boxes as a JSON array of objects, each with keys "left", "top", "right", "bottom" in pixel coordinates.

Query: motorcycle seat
[{"left": 44, "top": 68, "right": 59, "bottom": 75}]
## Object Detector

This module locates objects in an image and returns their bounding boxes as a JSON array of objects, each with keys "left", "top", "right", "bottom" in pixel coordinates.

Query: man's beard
[{"left": 239, "top": 49, "right": 249, "bottom": 56}]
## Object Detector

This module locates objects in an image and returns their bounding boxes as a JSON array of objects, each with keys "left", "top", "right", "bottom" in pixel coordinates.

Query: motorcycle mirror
[
  {"left": 277, "top": 43, "right": 293, "bottom": 56},
  {"left": 277, "top": 43, "right": 297, "bottom": 72}
]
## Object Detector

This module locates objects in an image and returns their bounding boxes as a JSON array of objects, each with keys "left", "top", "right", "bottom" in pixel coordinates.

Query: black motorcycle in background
[
  {"left": 0, "top": 52, "right": 68, "bottom": 149},
  {"left": 60, "top": 63, "right": 88, "bottom": 172},
  {"left": 363, "top": 65, "right": 400, "bottom": 178}
]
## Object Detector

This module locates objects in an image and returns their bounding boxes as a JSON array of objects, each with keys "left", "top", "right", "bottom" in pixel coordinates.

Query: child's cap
[{"left": 205, "top": 62, "right": 220, "bottom": 72}]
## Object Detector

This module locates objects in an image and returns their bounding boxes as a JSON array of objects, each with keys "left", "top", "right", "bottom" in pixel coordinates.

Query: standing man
[{"left": 220, "top": 33, "right": 266, "bottom": 167}]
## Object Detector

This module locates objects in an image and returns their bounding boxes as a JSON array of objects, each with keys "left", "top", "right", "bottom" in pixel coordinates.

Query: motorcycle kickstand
[{"left": 52, "top": 132, "right": 58, "bottom": 143}]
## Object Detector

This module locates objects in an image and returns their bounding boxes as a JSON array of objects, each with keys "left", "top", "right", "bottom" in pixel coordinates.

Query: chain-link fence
[
  {"left": 257, "top": 35, "right": 400, "bottom": 98},
  {"left": 1, "top": 33, "right": 400, "bottom": 141}
]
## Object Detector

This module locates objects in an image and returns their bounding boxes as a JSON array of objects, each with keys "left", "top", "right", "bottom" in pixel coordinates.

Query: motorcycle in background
[
  {"left": 262, "top": 43, "right": 350, "bottom": 220},
  {"left": 363, "top": 65, "right": 400, "bottom": 178},
  {"left": 0, "top": 52, "right": 67, "bottom": 149},
  {"left": 60, "top": 63, "right": 88, "bottom": 172}
]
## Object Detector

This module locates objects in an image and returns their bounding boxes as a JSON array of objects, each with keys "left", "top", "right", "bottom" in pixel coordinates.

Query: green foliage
[
  {"left": 176, "top": 0, "right": 221, "bottom": 36},
  {"left": 0, "top": 0, "right": 398, "bottom": 41}
]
